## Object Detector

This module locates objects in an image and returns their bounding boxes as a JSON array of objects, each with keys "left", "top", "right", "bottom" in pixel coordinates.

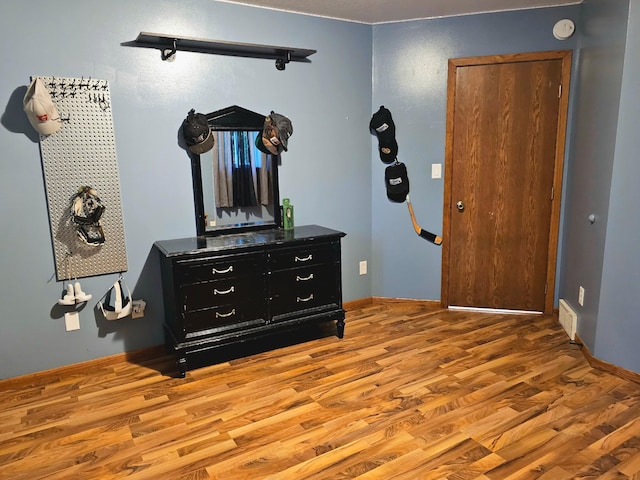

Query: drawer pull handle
[
  {"left": 214, "top": 286, "right": 235, "bottom": 295},
  {"left": 295, "top": 254, "right": 313, "bottom": 262},
  {"left": 212, "top": 266, "right": 234, "bottom": 274},
  {"left": 297, "top": 294, "right": 314, "bottom": 303},
  {"left": 296, "top": 274, "right": 314, "bottom": 282},
  {"left": 216, "top": 309, "right": 236, "bottom": 318}
]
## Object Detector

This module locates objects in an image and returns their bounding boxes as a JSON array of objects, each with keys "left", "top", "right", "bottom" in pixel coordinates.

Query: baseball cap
[
  {"left": 385, "top": 162, "right": 410, "bottom": 203},
  {"left": 71, "top": 186, "right": 105, "bottom": 225},
  {"left": 255, "top": 133, "right": 271, "bottom": 154},
  {"left": 262, "top": 111, "right": 293, "bottom": 155},
  {"left": 182, "top": 109, "right": 215, "bottom": 154},
  {"left": 370, "top": 106, "right": 398, "bottom": 164},
  {"left": 23, "top": 77, "right": 62, "bottom": 135},
  {"left": 71, "top": 186, "right": 106, "bottom": 246}
]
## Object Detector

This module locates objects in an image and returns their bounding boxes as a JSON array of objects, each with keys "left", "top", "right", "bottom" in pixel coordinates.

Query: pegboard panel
[{"left": 36, "top": 76, "right": 128, "bottom": 281}]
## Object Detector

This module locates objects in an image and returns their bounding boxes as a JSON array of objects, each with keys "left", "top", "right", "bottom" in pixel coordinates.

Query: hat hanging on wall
[
  {"left": 98, "top": 277, "right": 132, "bottom": 320},
  {"left": 370, "top": 106, "right": 398, "bottom": 164},
  {"left": 261, "top": 111, "right": 293, "bottom": 155},
  {"left": 385, "top": 161, "right": 410, "bottom": 203},
  {"left": 71, "top": 186, "right": 106, "bottom": 246},
  {"left": 182, "top": 109, "right": 215, "bottom": 154},
  {"left": 23, "top": 77, "right": 63, "bottom": 135}
]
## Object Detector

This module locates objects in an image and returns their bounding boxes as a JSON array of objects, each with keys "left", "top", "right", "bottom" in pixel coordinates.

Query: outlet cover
[
  {"left": 359, "top": 260, "right": 367, "bottom": 275},
  {"left": 578, "top": 286, "right": 585, "bottom": 306},
  {"left": 65, "top": 311, "right": 80, "bottom": 331},
  {"left": 132, "top": 300, "right": 146, "bottom": 319}
]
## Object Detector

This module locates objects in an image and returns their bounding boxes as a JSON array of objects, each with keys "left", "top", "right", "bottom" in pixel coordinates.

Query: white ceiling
[{"left": 216, "top": 0, "right": 582, "bottom": 24}]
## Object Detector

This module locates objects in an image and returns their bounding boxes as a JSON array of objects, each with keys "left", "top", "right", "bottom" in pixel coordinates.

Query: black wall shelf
[{"left": 123, "top": 32, "right": 316, "bottom": 69}]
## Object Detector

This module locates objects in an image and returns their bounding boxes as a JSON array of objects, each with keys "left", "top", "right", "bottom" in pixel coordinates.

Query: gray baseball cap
[{"left": 262, "top": 111, "right": 293, "bottom": 155}]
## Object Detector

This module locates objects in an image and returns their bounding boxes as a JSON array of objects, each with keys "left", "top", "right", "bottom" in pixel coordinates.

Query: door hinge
[
  {"left": 558, "top": 84, "right": 562, "bottom": 98},
  {"left": 551, "top": 187, "right": 555, "bottom": 200},
  {"left": 545, "top": 283, "right": 548, "bottom": 295}
]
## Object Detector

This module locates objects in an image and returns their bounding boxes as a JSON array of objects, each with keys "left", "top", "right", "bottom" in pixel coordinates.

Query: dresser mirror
[{"left": 190, "top": 105, "right": 281, "bottom": 236}]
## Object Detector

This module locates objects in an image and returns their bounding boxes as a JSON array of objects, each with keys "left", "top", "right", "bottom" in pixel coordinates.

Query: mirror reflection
[
  {"left": 201, "top": 130, "right": 275, "bottom": 228},
  {"left": 191, "top": 105, "right": 280, "bottom": 236}
]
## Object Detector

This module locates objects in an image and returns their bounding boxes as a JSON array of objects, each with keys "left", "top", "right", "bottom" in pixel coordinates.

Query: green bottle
[{"left": 283, "top": 198, "right": 294, "bottom": 230}]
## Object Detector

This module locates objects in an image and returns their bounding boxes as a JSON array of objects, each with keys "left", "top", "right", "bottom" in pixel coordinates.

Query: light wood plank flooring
[{"left": 2, "top": 302, "right": 640, "bottom": 479}]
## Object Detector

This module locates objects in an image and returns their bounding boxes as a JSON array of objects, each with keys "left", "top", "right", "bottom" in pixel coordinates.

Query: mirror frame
[{"left": 190, "top": 105, "right": 281, "bottom": 236}]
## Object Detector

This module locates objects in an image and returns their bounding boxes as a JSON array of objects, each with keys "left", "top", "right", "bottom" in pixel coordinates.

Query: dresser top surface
[{"left": 155, "top": 225, "right": 346, "bottom": 257}]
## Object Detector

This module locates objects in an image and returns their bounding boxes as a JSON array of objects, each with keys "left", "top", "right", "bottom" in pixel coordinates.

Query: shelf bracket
[
  {"left": 275, "top": 51, "right": 292, "bottom": 71},
  {"left": 161, "top": 39, "right": 178, "bottom": 61}
]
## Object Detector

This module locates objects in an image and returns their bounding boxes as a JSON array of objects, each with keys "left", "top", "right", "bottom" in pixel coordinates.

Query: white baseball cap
[{"left": 23, "top": 77, "right": 62, "bottom": 135}]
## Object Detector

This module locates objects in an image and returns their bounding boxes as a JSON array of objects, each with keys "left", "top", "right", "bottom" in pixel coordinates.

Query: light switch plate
[{"left": 432, "top": 163, "right": 442, "bottom": 179}]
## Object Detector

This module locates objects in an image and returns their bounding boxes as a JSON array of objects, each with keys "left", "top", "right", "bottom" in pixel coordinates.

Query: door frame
[{"left": 441, "top": 50, "right": 572, "bottom": 315}]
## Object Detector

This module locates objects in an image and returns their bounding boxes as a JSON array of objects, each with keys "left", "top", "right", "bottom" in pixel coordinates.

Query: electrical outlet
[
  {"left": 578, "top": 286, "right": 585, "bottom": 306},
  {"left": 132, "top": 300, "right": 146, "bottom": 319},
  {"left": 65, "top": 311, "right": 80, "bottom": 331},
  {"left": 359, "top": 260, "right": 367, "bottom": 275}
]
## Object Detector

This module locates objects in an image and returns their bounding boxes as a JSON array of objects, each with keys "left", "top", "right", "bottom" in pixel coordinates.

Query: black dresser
[{"left": 155, "top": 225, "right": 346, "bottom": 377}]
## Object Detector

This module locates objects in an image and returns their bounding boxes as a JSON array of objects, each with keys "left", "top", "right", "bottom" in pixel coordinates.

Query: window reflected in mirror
[
  {"left": 201, "top": 130, "right": 275, "bottom": 229},
  {"left": 190, "top": 105, "right": 280, "bottom": 236}
]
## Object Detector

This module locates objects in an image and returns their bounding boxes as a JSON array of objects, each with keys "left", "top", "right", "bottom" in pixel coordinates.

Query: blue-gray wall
[
  {"left": 596, "top": 0, "right": 640, "bottom": 371},
  {"left": 0, "top": 0, "right": 372, "bottom": 378},
  {"left": 559, "top": 0, "right": 629, "bottom": 356},
  {"left": 2, "top": 0, "right": 638, "bottom": 379},
  {"left": 371, "top": 7, "right": 581, "bottom": 301}
]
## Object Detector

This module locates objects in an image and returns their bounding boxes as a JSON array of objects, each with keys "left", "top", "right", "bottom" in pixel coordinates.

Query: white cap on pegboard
[{"left": 23, "top": 77, "right": 62, "bottom": 135}]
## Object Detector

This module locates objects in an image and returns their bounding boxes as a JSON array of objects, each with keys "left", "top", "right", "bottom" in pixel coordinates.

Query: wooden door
[{"left": 442, "top": 51, "right": 572, "bottom": 314}]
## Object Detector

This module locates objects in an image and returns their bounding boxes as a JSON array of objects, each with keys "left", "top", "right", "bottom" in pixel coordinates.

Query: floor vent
[{"left": 558, "top": 299, "right": 577, "bottom": 341}]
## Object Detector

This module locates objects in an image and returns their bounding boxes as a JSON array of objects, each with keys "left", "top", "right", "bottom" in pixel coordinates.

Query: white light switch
[{"left": 431, "top": 164, "right": 442, "bottom": 179}]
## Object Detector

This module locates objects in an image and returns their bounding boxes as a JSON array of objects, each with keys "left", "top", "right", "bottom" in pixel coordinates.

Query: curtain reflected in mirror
[
  {"left": 215, "top": 131, "right": 273, "bottom": 207},
  {"left": 201, "top": 131, "right": 275, "bottom": 230}
]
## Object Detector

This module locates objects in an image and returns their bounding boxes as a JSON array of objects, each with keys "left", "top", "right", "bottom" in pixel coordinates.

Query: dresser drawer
[
  {"left": 181, "top": 274, "right": 265, "bottom": 312},
  {"left": 269, "top": 242, "right": 339, "bottom": 270},
  {"left": 182, "top": 301, "right": 266, "bottom": 338},
  {"left": 176, "top": 252, "right": 265, "bottom": 284},
  {"left": 270, "top": 264, "right": 340, "bottom": 317}
]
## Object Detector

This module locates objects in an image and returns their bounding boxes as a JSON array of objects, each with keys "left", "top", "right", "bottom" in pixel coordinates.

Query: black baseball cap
[
  {"left": 385, "top": 162, "right": 410, "bottom": 202},
  {"left": 182, "top": 109, "right": 215, "bottom": 154},
  {"left": 370, "top": 106, "right": 398, "bottom": 164}
]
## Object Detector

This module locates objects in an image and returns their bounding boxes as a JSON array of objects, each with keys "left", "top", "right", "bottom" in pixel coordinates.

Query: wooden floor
[{"left": 2, "top": 302, "right": 640, "bottom": 479}]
